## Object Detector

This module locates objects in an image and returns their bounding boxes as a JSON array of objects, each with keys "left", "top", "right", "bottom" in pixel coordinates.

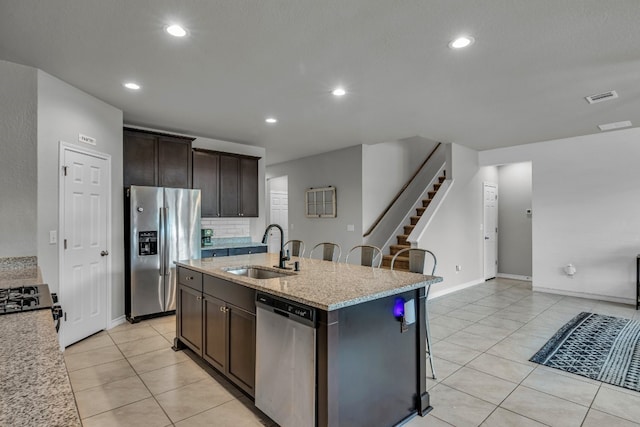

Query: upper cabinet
[
  {"left": 194, "top": 150, "right": 260, "bottom": 218},
  {"left": 124, "top": 128, "right": 194, "bottom": 188},
  {"left": 192, "top": 149, "right": 220, "bottom": 217}
]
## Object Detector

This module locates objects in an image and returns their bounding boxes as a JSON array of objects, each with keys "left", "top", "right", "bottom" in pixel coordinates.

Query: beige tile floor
[{"left": 63, "top": 278, "right": 640, "bottom": 426}]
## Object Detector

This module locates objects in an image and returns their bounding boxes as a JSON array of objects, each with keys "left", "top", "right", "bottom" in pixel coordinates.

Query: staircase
[{"left": 381, "top": 171, "right": 446, "bottom": 271}]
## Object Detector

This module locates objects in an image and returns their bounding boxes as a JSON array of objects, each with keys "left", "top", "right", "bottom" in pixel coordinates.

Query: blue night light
[{"left": 393, "top": 297, "right": 405, "bottom": 320}]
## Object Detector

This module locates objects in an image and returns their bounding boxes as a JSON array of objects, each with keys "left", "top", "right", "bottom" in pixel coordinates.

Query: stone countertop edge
[
  {"left": 176, "top": 253, "right": 442, "bottom": 311},
  {"left": 0, "top": 267, "right": 82, "bottom": 427}
]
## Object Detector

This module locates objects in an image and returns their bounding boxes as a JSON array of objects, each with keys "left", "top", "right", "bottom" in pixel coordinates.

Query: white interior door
[
  {"left": 60, "top": 144, "right": 110, "bottom": 347},
  {"left": 268, "top": 191, "right": 288, "bottom": 253},
  {"left": 483, "top": 182, "right": 498, "bottom": 280}
]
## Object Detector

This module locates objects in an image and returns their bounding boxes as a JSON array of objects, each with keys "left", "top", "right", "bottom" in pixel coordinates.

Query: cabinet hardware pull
[{"left": 187, "top": 276, "right": 193, "bottom": 280}]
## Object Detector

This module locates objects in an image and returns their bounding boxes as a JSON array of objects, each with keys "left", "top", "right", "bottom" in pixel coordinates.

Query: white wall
[
  {"left": 417, "top": 144, "right": 498, "bottom": 296},
  {"left": 266, "top": 145, "right": 363, "bottom": 258},
  {"left": 480, "top": 127, "right": 640, "bottom": 304},
  {"left": 497, "top": 162, "right": 532, "bottom": 278},
  {"left": 37, "top": 70, "right": 124, "bottom": 321},
  {"left": 362, "top": 137, "right": 439, "bottom": 232},
  {"left": 0, "top": 61, "right": 37, "bottom": 257}
]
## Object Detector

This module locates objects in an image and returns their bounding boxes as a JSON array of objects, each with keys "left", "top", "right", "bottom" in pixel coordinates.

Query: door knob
[{"left": 100, "top": 250, "right": 109, "bottom": 256}]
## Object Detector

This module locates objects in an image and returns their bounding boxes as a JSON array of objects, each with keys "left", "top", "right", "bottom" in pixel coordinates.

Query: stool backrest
[
  {"left": 284, "top": 239, "right": 305, "bottom": 257},
  {"left": 390, "top": 248, "right": 437, "bottom": 275},
  {"left": 346, "top": 245, "right": 382, "bottom": 268},
  {"left": 309, "top": 242, "right": 341, "bottom": 262}
]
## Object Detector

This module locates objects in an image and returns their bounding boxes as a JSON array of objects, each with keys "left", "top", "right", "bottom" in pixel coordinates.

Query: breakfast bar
[{"left": 174, "top": 253, "right": 442, "bottom": 427}]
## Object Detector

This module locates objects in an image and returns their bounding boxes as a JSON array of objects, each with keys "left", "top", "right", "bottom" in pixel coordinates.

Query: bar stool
[
  {"left": 284, "top": 239, "right": 305, "bottom": 258},
  {"left": 345, "top": 245, "right": 382, "bottom": 268},
  {"left": 391, "top": 247, "right": 437, "bottom": 379},
  {"left": 309, "top": 242, "right": 341, "bottom": 262}
]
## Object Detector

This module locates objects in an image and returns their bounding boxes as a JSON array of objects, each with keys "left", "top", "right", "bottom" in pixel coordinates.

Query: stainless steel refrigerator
[{"left": 125, "top": 186, "right": 201, "bottom": 322}]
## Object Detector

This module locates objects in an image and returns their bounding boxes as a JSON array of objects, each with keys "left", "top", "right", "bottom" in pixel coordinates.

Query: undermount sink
[{"left": 224, "top": 266, "right": 293, "bottom": 280}]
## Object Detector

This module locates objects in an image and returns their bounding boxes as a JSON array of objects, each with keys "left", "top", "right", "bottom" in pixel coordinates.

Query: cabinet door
[
  {"left": 178, "top": 284, "right": 203, "bottom": 354},
  {"left": 123, "top": 130, "right": 157, "bottom": 187},
  {"left": 227, "top": 304, "right": 256, "bottom": 394},
  {"left": 240, "top": 157, "right": 259, "bottom": 217},
  {"left": 203, "top": 295, "right": 226, "bottom": 372},
  {"left": 158, "top": 136, "right": 192, "bottom": 188},
  {"left": 192, "top": 150, "right": 220, "bottom": 217},
  {"left": 219, "top": 154, "right": 240, "bottom": 217}
]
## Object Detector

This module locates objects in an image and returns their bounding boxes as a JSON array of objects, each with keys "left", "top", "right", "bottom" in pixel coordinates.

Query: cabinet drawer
[
  {"left": 203, "top": 275, "right": 256, "bottom": 313},
  {"left": 178, "top": 267, "right": 202, "bottom": 292},
  {"left": 202, "top": 248, "right": 228, "bottom": 258},
  {"left": 228, "top": 246, "right": 266, "bottom": 256}
]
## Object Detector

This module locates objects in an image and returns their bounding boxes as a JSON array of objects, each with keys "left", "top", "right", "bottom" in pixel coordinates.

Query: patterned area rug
[{"left": 530, "top": 312, "right": 640, "bottom": 392}]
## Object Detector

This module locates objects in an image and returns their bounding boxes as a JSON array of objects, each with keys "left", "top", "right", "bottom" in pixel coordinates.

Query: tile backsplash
[{"left": 201, "top": 218, "right": 251, "bottom": 238}]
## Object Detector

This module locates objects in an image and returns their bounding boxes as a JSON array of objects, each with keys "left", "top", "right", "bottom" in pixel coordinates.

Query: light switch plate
[{"left": 49, "top": 230, "right": 57, "bottom": 244}]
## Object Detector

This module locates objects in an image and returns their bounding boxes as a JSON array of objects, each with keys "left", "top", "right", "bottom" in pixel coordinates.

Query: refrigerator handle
[
  {"left": 159, "top": 207, "right": 165, "bottom": 276},
  {"left": 164, "top": 207, "right": 170, "bottom": 276}
]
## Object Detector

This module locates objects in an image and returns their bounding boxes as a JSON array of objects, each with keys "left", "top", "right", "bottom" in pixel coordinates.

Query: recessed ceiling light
[
  {"left": 332, "top": 87, "right": 347, "bottom": 97},
  {"left": 449, "top": 36, "right": 475, "bottom": 49},
  {"left": 265, "top": 117, "right": 278, "bottom": 124},
  {"left": 123, "top": 82, "right": 141, "bottom": 90},
  {"left": 166, "top": 24, "right": 187, "bottom": 37}
]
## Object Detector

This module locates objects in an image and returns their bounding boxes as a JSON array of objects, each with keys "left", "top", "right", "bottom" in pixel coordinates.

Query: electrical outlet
[
  {"left": 347, "top": 224, "right": 355, "bottom": 232},
  {"left": 455, "top": 265, "right": 462, "bottom": 272}
]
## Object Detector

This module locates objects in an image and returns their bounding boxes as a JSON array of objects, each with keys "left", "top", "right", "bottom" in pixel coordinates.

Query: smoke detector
[{"left": 585, "top": 90, "right": 618, "bottom": 104}]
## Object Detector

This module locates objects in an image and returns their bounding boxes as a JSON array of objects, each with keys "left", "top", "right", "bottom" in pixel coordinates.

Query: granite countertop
[
  {"left": 176, "top": 253, "right": 442, "bottom": 311},
  {"left": 0, "top": 263, "right": 81, "bottom": 427}
]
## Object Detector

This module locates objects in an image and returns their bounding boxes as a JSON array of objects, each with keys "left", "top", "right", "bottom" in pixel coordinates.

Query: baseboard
[
  {"left": 497, "top": 273, "right": 532, "bottom": 281},
  {"left": 532, "top": 286, "right": 635, "bottom": 306},
  {"left": 430, "top": 278, "right": 485, "bottom": 300},
  {"left": 108, "top": 315, "right": 127, "bottom": 330}
]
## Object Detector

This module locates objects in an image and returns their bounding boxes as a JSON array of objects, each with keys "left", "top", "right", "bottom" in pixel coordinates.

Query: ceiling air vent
[{"left": 585, "top": 90, "right": 618, "bottom": 104}]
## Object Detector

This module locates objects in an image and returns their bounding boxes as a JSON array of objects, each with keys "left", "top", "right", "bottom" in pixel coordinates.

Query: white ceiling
[{"left": 1, "top": 0, "right": 639, "bottom": 165}]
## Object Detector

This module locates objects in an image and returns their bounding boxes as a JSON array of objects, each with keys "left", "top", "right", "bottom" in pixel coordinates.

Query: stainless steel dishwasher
[{"left": 255, "top": 292, "right": 317, "bottom": 427}]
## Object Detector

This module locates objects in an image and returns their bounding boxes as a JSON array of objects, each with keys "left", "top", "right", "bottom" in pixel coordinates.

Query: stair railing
[{"left": 363, "top": 142, "right": 441, "bottom": 238}]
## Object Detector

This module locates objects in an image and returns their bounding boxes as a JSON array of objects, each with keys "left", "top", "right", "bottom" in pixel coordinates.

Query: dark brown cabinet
[
  {"left": 192, "top": 149, "right": 220, "bottom": 217},
  {"left": 239, "top": 157, "right": 259, "bottom": 217},
  {"left": 219, "top": 154, "right": 240, "bottom": 217},
  {"left": 176, "top": 268, "right": 204, "bottom": 354},
  {"left": 176, "top": 266, "right": 256, "bottom": 396},
  {"left": 124, "top": 128, "right": 193, "bottom": 188},
  {"left": 203, "top": 295, "right": 226, "bottom": 371},
  {"left": 178, "top": 284, "right": 203, "bottom": 353},
  {"left": 226, "top": 303, "right": 256, "bottom": 391},
  {"left": 193, "top": 150, "right": 260, "bottom": 218}
]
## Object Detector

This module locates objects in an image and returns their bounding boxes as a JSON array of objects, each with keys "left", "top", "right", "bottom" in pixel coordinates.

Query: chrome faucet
[{"left": 261, "top": 224, "right": 289, "bottom": 269}]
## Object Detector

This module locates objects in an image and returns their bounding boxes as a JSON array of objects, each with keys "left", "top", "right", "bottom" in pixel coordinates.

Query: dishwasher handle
[{"left": 273, "top": 308, "right": 290, "bottom": 318}]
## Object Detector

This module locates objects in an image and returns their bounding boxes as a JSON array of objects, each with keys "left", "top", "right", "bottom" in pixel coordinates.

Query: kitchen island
[
  {"left": 174, "top": 253, "right": 442, "bottom": 427},
  {"left": 0, "top": 258, "right": 81, "bottom": 427}
]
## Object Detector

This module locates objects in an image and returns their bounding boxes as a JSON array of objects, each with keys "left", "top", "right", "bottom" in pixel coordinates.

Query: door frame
[
  {"left": 483, "top": 181, "right": 498, "bottom": 280},
  {"left": 58, "top": 141, "right": 112, "bottom": 347}
]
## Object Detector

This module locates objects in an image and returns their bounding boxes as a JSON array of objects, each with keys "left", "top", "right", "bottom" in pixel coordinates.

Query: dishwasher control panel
[{"left": 256, "top": 293, "right": 316, "bottom": 326}]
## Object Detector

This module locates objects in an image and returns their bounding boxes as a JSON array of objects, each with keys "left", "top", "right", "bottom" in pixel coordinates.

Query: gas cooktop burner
[{"left": 0, "top": 285, "right": 53, "bottom": 314}]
